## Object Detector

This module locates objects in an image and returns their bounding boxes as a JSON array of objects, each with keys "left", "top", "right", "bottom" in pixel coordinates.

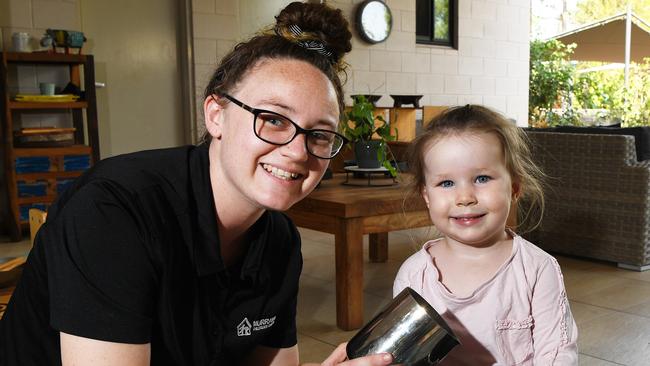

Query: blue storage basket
[
  {"left": 17, "top": 180, "right": 48, "bottom": 197},
  {"left": 63, "top": 155, "right": 90, "bottom": 171},
  {"left": 15, "top": 156, "right": 50, "bottom": 173}
]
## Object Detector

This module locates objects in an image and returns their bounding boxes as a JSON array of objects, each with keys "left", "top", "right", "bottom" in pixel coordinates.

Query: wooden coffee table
[{"left": 286, "top": 174, "right": 431, "bottom": 330}]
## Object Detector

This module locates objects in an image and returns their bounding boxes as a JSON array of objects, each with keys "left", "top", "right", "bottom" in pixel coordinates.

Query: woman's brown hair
[{"left": 201, "top": 1, "right": 352, "bottom": 143}]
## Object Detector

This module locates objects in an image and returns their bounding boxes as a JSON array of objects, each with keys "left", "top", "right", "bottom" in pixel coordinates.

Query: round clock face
[{"left": 356, "top": 0, "right": 392, "bottom": 44}]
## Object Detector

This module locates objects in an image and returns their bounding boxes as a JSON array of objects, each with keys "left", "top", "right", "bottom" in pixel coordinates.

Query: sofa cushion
[{"left": 550, "top": 126, "right": 650, "bottom": 162}]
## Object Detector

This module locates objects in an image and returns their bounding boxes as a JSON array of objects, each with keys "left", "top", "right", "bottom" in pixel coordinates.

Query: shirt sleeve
[
  {"left": 259, "top": 295, "right": 298, "bottom": 348},
  {"left": 531, "top": 257, "right": 579, "bottom": 365},
  {"left": 43, "top": 180, "right": 158, "bottom": 344},
  {"left": 258, "top": 218, "right": 302, "bottom": 349},
  {"left": 393, "top": 264, "right": 411, "bottom": 297},
  {"left": 393, "top": 251, "right": 427, "bottom": 298}
]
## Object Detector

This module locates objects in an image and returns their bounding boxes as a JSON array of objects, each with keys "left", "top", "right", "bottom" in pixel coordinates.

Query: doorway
[{"left": 80, "top": 0, "right": 192, "bottom": 157}]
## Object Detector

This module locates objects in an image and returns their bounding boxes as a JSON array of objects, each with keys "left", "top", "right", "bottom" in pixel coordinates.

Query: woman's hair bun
[{"left": 274, "top": 1, "right": 352, "bottom": 65}]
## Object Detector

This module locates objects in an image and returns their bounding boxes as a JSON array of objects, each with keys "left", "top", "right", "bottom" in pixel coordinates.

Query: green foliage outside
[
  {"left": 612, "top": 61, "right": 650, "bottom": 127},
  {"left": 529, "top": 39, "right": 580, "bottom": 127},
  {"left": 529, "top": 39, "right": 650, "bottom": 127},
  {"left": 571, "top": 0, "right": 650, "bottom": 25},
  {"left": 434, "top": 0, "right": 450, "bottom": 41}
]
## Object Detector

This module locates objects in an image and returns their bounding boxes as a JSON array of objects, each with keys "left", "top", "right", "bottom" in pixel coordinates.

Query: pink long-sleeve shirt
[{"left": 393, "top": 234, "right": 578, "bottom": 365}]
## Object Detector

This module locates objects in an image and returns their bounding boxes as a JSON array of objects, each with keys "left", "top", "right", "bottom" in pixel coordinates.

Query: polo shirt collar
[{"left": 188, "top": 143, "right": 270, "bottom": 283}]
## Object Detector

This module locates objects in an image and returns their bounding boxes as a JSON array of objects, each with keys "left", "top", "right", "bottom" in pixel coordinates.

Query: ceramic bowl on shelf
[
  {"left": 351, "top": 94, "right": 382, "bottom": 107},
  {"left": 390, "top": 94, "right": 423, "bottom": 108}
]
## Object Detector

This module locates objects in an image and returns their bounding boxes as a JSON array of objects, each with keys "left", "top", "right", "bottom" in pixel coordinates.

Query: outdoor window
[{"left": 416, "top": 0, "right": 458, "bottom": 48}]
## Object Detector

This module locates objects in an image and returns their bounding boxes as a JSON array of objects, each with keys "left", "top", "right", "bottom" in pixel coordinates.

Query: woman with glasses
[{"left": 0, "top": 2, "right": 392, "bottom": 366}]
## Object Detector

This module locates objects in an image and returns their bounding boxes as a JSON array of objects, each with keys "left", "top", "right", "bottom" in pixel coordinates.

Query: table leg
[
  {"left": 334, "top": 217, "right": 364, "bottom": 330},
  {"left": 369, "top": 233, "right": 388, "bottom": 262}
]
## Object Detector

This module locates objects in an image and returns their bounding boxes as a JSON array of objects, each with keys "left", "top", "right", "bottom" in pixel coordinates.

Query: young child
[{"left": 394, "top": 105, "right": 578, "bottom": 365}]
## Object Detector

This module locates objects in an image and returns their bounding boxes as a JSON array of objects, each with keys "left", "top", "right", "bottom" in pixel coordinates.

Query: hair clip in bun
[
  {"left": 277, "top": 24, "right": 335, "bottom": 62},
  {"left": 288, "top": 24, "right": 303, "bottom": 37}
]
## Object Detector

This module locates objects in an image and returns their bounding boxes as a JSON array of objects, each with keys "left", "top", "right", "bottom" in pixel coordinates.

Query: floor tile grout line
[
  {"left": 569, "top": 299, "right": 650, "bottom": 320},
  {"left": 578, "top": 352, "right": 627, "bottom": 365},
  {"left": 297, "top": 330, "right": 340, "bottom": 348}
]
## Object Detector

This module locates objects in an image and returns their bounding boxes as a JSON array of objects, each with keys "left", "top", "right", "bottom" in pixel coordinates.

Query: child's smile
[{"left": 451, "top": 212, "right": 486, "bottom": 226}]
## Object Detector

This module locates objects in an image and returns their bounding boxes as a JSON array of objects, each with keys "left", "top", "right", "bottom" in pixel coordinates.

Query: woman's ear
[{"left": 204, "top": 96, "right": 224, "bottom": 140}]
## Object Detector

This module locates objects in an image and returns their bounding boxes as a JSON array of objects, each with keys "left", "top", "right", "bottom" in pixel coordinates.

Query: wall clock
[{"left": 355, "top": 0, "right": 392, "bottom": 44}]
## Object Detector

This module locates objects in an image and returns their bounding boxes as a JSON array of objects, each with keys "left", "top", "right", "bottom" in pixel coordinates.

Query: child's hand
[{"left": 320, "top": 343, "right": 393, "bottom": 366}]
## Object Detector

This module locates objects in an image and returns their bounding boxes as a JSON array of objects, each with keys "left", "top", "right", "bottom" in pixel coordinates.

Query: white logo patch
[
  {"left": 237, "top": 318, "right": 252, "bottom": 336},
  {"left": 236, "top": 316, "right": 276, "bottom": 336}
]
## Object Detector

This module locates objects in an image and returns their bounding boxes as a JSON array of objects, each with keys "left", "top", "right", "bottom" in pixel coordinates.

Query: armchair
[{"left": 525, "top": 131, "right": 650, "bottom": 271}]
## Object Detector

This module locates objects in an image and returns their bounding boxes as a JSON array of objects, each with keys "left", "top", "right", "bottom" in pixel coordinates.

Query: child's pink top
[{"left": 393, "top": 234, "right": 578, "bottom": 365}]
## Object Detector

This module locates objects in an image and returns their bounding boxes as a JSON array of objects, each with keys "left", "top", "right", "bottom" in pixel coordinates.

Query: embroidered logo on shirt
[
  {"left": 237, "top": 318, "right": 252, "bottom": 336},
  {"left": 236, "top": 316, "right": 276, "bottom": 337}
]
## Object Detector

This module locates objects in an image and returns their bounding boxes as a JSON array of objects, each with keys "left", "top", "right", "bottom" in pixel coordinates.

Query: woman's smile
[{"left": 261, "top": 163, "right": 302, "bottom": 181}]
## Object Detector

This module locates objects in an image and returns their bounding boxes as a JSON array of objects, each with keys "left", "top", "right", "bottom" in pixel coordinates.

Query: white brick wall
[
  {"left": 192, "top": 0, "right": 241, "bottom": 138},
  {"left": 402, "top": 52, "right": 430, "bottom": 73},
  {"left": 331, "top": 0, "right": 531, "bottom": 125},
  {"left": 386, "top": 72, "right": 416, "bottom": 94},
  {"left": 370, "top": 50, "right": 402, "bottom": 72}
]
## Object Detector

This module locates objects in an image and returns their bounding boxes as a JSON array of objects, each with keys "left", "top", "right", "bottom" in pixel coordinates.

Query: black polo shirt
[{"left": 0, "top": 144, "right": 302, "bottom": 365}]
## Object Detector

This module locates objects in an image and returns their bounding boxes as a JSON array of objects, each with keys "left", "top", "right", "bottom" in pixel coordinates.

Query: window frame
[{"left": 415, "top": 0, "right": 458, "bottom": 49}]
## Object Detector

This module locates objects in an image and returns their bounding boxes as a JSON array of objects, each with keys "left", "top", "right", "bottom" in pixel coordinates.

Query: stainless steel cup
[{"left": 346, "top": 287, "right": 459, "bottom": 365}]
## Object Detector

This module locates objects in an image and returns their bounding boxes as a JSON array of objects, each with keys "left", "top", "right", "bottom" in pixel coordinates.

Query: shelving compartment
[{"left": 1, "top": 51, "right": 99, "bottom": 240}]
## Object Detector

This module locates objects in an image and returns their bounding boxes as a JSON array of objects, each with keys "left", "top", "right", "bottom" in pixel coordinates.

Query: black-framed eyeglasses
[{"left": 216, "top": 93, "right": 348, "bottom": 159}]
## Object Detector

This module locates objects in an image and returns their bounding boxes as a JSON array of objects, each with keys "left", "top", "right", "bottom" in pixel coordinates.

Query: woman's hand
[{"left": 320, "top": 343, "right": 393, "bottom": 366}]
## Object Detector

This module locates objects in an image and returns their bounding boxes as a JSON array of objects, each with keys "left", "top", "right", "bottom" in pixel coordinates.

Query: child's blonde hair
[{"left": 408, "top": 105, "right": 545, "bottom": 233}]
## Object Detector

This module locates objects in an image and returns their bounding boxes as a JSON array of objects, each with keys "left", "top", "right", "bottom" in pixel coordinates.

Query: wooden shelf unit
[
  {"left": 1, "top": 52, "right": 99, "bottom": 240},
  {"left": 8, "top": 101, "right": 89, "bottom": 109}
]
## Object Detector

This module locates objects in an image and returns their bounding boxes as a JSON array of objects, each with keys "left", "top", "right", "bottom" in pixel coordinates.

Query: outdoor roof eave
[{"left": 550, "top": 11, "right": 650, "bottom": 63}]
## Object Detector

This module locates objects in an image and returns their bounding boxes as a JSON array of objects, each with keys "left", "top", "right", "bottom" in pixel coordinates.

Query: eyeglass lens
[{"left": 254, "top": 112, "right": 343, "bottom": 158}]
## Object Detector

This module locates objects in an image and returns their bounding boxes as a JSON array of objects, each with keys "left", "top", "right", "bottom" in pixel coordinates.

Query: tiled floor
[
  {"left": 295, "top": 228, "right": 650, "bottom": 366},
  {"left": 2, "top": 228, "right": 650, "bottom": 365}
]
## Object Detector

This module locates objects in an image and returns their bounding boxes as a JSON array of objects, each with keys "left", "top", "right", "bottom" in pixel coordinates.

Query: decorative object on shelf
[
  {"left": 39, "top": 33, "right": 53, "bottom": 49},
  {"left": 14, "top": 127, "right": 76, "bottom": 147},
  {"left": 341, "top": 95, "right": 397, "bottom": 176},
  {"left": 11, "top": 32, "right": 30, "bottom": 52},
  {"left": 14, "top": 94, "right": 80, "bottom": 102},
  {"left": 39, "top": 82, "right": 56, "bottom": 96},
  {"left": 355, "top": 0, "right": 392, "bottom": 44},
  {"left": 390, "top": 94, "right": 423, "bottom": 108},
  {"left": 42, "top": 29, "right": 87, "bottom": 54},
  {"left": 60, "top": 82, "right": 83, "bottom": 98},
  {"left": 350, "top": 94, "right": 382, "bottom": 107}
]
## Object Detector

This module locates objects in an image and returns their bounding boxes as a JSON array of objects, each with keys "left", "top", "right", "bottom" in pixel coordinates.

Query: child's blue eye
[
  {"left": 476, "top": 175, "right": 491, "bottom": 184},
  {"left": 439, "top": 180, "right": 454, "bottom": 188}
]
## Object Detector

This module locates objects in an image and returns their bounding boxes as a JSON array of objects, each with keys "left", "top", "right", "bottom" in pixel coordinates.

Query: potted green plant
[{"left": 340, "top": 95, "right": 398, "bottom": 176}]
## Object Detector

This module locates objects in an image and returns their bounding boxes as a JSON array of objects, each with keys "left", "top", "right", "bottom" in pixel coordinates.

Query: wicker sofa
[{"left": 525, "top": 129, "right": 650, "bottom": 271}]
